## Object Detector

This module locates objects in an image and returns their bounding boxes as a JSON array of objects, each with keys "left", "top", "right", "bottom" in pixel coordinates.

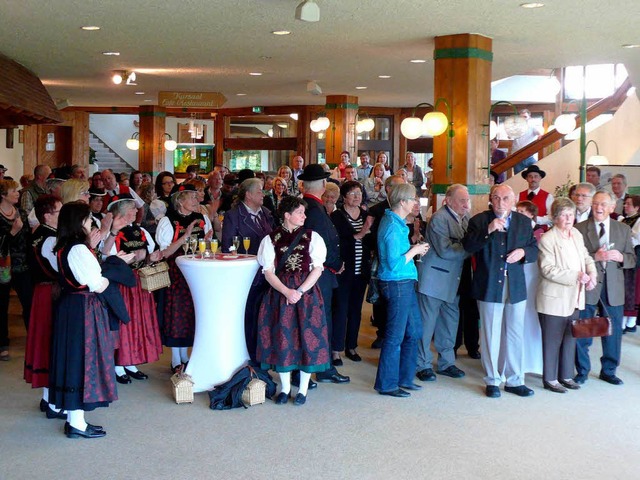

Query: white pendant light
[
  {"left": 554, "top": 113, "right": 577, "bottom": 135},
  {"left": 316, "top": 116, "right": 330, "bottom": 130},
  {"left": 310, "top": 119, "right": 322, "bottom": 132},
  {"left": 400, "top": 116, "right": 424, "bottom": 139},
  {"left": 422, "top": 111, "right": 448, "bottom": 136}
]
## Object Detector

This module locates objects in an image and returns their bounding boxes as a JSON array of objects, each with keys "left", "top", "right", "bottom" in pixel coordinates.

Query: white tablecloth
[{"left": 176, "top": 255, "right": 259, "bottom": 392}]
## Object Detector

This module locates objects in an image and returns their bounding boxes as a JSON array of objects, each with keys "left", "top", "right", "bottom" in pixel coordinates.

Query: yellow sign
[{"left": 158, "top": 91, "right": 227, "bottom": 108}]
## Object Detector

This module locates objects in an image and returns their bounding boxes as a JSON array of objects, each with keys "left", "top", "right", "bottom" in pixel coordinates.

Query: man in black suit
[
  {"left": 574, "top": 190, "right": 636, "bottom": 385},
  {"left": 463, "top": 184, "right": 538, "bottom": 398},
  {"left": 297, "top": 164, "right": 350, "bottom": 384}
]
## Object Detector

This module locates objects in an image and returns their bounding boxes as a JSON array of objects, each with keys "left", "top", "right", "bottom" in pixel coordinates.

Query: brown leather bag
[{"left": 571, "top": 300, "right": 613, "bottom": 338}]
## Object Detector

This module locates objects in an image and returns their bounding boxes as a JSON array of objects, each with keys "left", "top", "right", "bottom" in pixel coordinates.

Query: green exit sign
[{"left": 252, "top": 106, "right": 264, "bottom": 114}]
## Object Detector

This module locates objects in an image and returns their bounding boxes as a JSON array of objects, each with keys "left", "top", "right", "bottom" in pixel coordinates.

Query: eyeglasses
[
  {"left": 80, "top": 191, "right": 90, "bottom": 196},
  {"left": 572, "top": 193, "right": 592, "bottom": 198},
  {"left": 162, "top": 180, "right": 175, "bottom": 185},
  {"left": 346, "top": 191, "right": 362, "bottom": 197}
]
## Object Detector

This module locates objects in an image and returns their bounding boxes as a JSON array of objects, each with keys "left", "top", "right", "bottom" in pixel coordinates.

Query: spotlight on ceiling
[
  {"left": 112, "top": 71, "right": 137, "bottom": 85},
  {"left": 126, "top": 71, "right": 137, "bottom": 85},
  {"left": 112, "top": 72, "right": 124, "bottom": 85},
  {"left": 295, "top": 0, "right": 320, "bottom": 22}
]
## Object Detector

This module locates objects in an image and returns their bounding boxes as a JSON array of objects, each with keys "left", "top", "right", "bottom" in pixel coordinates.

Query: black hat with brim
[
  {"left": 297, "top": 164, "right": 331, "bottom": 181},
  {"left": 520, "top": 164, "right": 546, "bottom": 179}
]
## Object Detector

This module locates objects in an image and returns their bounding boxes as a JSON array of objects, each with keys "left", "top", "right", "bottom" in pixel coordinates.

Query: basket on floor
[
  {"left": 171, "top": 372, "right": 195, "bottom": 404},
  {"left": 242, "top": 374, "right": 266, "bottom": 406},
  {"left": 139, "top": 262, "right": 171, "bottom": 292}
]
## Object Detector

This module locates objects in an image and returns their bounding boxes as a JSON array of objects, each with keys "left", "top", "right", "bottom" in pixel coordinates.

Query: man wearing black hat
[
  {"left": 518, "top": 164, "right": 553, "bottom": 227},
  {"left": 0, "top": 164, "right": 7, "bottom": 180},
  {"left": 297, "top": 163, "right": 350, "bottom": 384}
]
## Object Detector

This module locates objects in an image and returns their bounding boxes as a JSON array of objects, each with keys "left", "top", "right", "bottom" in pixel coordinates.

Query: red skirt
[
  {"left": 115, "top": 272, "right": 163, "bottom": 365},
  {"left": 24, "top": 283, "right": 54, "bottom": 388}
]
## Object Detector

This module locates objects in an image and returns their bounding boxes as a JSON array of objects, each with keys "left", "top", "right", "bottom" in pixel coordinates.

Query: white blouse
[
  {"left": 257, "top": 230, "right": 327, "bottom": 273},
  {"left": 155, "top": 215, "right": 212, "bottom": 250},
  {"left": 42, "top": 236, "right": 58, "bottom": 273},
  {"left": 67, "top": 244, "right": 108, "bottom": 292}
]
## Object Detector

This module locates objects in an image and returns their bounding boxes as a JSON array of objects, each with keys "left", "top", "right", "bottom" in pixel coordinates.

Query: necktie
[
  {"left": 599, "top": 222, "right": 605, "bottom": 239},
  {"left": 527, "top": 191, "right": 535, "bottom": 201}
]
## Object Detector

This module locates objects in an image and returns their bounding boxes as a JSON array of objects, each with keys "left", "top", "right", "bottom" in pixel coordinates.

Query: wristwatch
[{"left": 296, "top": 287, "right": 305, "bottom": 295}]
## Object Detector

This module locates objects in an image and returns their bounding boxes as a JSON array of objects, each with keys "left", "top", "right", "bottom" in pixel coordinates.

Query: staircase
[{"left": 89, "top": 132, "right": 134, "bottom": 174}]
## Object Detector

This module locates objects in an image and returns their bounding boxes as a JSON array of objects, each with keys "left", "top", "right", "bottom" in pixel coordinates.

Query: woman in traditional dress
[
  {"left": 49, "top": 201, "right": 122, "bottom": 438},
  {"left": 24, "top": 195, "right": 63, "bottom": 419},
  {"left": 101, "top": 193, "right": 163, "bottom": 384},
  {"left": 0, "top": 179, "right": 32, "bottom": 361},
  {"left": 155, "top": 184, "right": 212, "bottom": 372},
  {"left": 620, "top": 195, "right": 640, "bottom": 332},
  {"left": 256, "top": 196, "right": 329, "bottom": 406}
]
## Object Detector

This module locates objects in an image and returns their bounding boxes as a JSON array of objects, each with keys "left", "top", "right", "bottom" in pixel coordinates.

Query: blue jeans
[
  {"left": 374, "top": 280, "right": 423, "bottom": 393},
  {"left": 513, "top": 156, "right": 536, "bottom": 174},
  {"left": 575, "top": 293, "right": 623, "bottom": 377}
]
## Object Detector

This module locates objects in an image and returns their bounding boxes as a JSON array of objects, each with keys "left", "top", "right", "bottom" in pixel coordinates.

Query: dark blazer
[
  {"left": 221, "top": 202, "right": 274, "bottom": 254},
  {"left": 462, "top": 209, "right": 537, "bottom": 304},
  {"left": 303, "top": 194, "right": 342, "bottom": 288},
  {"left": 368, "top": 199, "right": 390, "bottom": 254},
  {"left": 331, "top": 207, "right": 372, "bottom": 276},
  {"left": 574, "top": 218, "right": 636, "bottom": 306}
]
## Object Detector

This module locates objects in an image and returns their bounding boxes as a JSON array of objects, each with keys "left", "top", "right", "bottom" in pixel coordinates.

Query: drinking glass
[
  {"left": 198, "top": 239, "right": 207, "bottom": 257},
  {"left": 232, "top": 236, "right": 240, "bottom": 253},
  {"left": 190, "top": 236, "right": 198, "bottom": 257},
  {"left": 182, "top": 239, "right": 189, "bottom": 256},
  {"left": 243, "top": 236, "right": 251, "bottom": 255},
  {"left": 210, "top": 239, "right": 219, "bottom": 254}
]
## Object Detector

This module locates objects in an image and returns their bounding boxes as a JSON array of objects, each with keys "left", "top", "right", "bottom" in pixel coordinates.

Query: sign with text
[{"left": 158, "top": 91, "right": 227, "bottom": 108}]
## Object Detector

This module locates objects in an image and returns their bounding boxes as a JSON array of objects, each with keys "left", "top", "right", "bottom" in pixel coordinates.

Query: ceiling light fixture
[
  {"left": 112, "top": 70, "right": 137, "bottom": 85},
  {"left": 249, "top": 72, "right": 263, "bottom": 76},
  {"left": 410, "top": 59, "right": 426, "bottom": 63},
  {"left": 163, "top": 133, "right": 177, "bottom": 151},
  {"left": 81, "top": 26, "right": 100, "bottom": 31},
  {"left": 520, "top": 2, "right": 545, "bottom": 8},
  {"left": 126, "top": 71, "right": 136, "bottom": 85},
  {"left": 622, "top": 44, "right": 640, "bottom": 49},
  {"left": 135, "top": 91, "right": 145, "bottom": 95},
  {"left": 272, "top": 30, "right": 291, "bottom": 35},
  {"left": 378, "top": 75, "right": 391, "bottom": 79},
  {"left": 310, "top": 113, "right": 330, "bottom": 132},
  {"left": 126, "top": 132, "right": 140, "bottom": 150},
  {"left": 112, "top": 72, "right": 124, "bottom": 85},
  {"left": 295, "top": 0, "right": 320, "bottom": 22},
  {"left": 102, "top": 51, "right": 120, "bottom": 56},
  {"left": 236, "top": 93, "right": 247, "bottom": 96},
  {"left": 355, "top": 86, "right": 367, "bottom": 90}
]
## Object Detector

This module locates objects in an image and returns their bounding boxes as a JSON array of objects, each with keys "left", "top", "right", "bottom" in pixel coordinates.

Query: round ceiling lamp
[
  {"left": 163, "top": 133, "right": 177, "bottom": 151},
  {"left": 588, "top": 155, "right": 609, "bottom": 165},
  {"left": 125, "top": 132, "right": 140, "bottom": 150},
  {"left": 316, "top": 116, "right": 330, "bottom": 130},
  {"left": 310, "top": 119, "right": 322, "bottom": 132},
  {"left": 554, "top": 113, "right": 577, "bottom": 135},
  {"left": 422, "top": 111, "right": 448, "bottom": 136}
]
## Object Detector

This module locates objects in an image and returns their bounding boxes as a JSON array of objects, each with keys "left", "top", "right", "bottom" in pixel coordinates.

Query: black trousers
[
  {"left": 454, "top": 258, "right": 479, "bottom": 354},
  {"left": 0, "top": 270, "right": 33, "bottom": 347},
  {"left": 333, "top": 271, "right": 368, "bottom": 351}
]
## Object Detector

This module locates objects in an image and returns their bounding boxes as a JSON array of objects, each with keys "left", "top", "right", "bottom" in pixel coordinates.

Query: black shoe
[
  {"left": 45, "top": 404, "right": 68, "bottom": 420},
  {"left": 274, "top": 392, "right": 290, "bottom": 404},
  {"left": 400, "top": 383, "right": 423, "bottom": 391},
  {"left": 573, "top": 374, "right": 588, "bottom": 385},
  {"left": 543, "top": 381, "right": 567, "bottom": 394},
  {"left": 64, "top": 423, "right": 106, "bottom": 439},
  {"left": 416, "top": 368, "right": 436, "bottom": 382},
  {"left": 599, "top": 372, "right": 624, "bottom": 385},
  {"left": 124, "top": 368, "right": 149, "bottom": 380},
  {"left": 504, "top": 385, "right": 534, "bottom": 397},
  {"left": 116, "top": 373, "right": 131, "bottom": 384},
  {"left": 485, "top": 385, "right": 501, "bottom": 398},
  {"left": 379, "top": 388, "right": 410, "bottom": 398},
  {"left": 468, "top": 351, "right": 481, "bottom": 360},
  {"left": 437, "top": 365, "right": 465, "bottom": 378},
  {"left": 316, "top": 373, "right": 350, "bottom": 384},
  {"left": 559, "top": 379, "right": 581, "bottom": 390},
  {"left": 345, "top": 350, "right": 362, "bottom": 362},
  {"left": 624, "top": 326, "right": 637, "bottom": 333},
  {"left": 170, "top": 364, "right": 182, "bottom": 374},
  {"left": 371, "top": 337, "right": 383, "bottom": 349},
  {"left": 332, "top": 356, "right": 343, "bottom": 367},
  {"left": 293, "top": 393, "right": 307, "bottom": 406},
  {"left": 39, "top": 399, "right": 48, "bottom": 413}
]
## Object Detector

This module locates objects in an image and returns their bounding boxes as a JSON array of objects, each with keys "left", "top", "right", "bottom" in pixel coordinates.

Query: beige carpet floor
[{"left": 1, "top": 297, "right": 639, "bottom": 480}]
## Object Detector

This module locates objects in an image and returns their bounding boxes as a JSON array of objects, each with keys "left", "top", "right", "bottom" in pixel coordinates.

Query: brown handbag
[{"left": 571, "top": 300, "right": 613, "bottom": 338}]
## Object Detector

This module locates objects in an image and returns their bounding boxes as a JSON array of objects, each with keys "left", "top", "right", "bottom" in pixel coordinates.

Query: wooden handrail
[{"left": 492, "top": 77, "right": 633, "bottom": 174}]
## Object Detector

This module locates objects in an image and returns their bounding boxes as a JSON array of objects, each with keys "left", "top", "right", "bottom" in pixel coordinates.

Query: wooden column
[
  {"left": 432, "top": 34, "right": 493, "bottom": 201},
  {"left": 138, "top": 105, "right": 167, "bottom": 175},
  {"left": 324, "top": 95, "right": 358, "bottom": 165}
]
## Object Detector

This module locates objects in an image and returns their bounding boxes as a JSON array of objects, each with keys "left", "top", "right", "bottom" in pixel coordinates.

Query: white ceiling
[{"left": 0, "top": 0, "right": 638, "bottom": 109}]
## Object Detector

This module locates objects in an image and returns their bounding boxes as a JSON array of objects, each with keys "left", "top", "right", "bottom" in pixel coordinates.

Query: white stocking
[
  {"left": 278, "top": 372, "right": 291, "bottom": 395},
  {"left": 298, "top": 372, "right": 311, "bottom": 396},
  {"left": 125, "top": 365, "right": 138, "bottom": 372},
  {"left": 179, "top": 347, "right": 189, "bottom": 363},
  {"left": 115, "top": 365, "right": 126, "bottom": 376},
  {"left": 67, "top": 410, "right": 87, "bottom": 431},
  {"left": 42, "top": 387, "right": 49, "bottom": 402},
  {"left": 171, "top": 348, "right": 181, "bottom": 368}
]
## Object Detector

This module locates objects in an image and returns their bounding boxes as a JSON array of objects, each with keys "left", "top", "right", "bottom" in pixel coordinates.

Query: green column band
[
  {"left": 431, "top": 183, "right": 490, "bottom": 195},
  {"left": 434, "top": 48, "right": 493, "bottom": 62},
  {"left": 139, "top": 110, "right": 167, "bottom": 118},
  {"left": 324, "top": 103, "right": 359, "bottom": 110}
]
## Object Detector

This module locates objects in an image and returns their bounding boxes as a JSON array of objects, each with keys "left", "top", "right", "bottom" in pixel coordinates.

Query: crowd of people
[{"left": 0, "top": 156, "right": 638, "bottom": 438}]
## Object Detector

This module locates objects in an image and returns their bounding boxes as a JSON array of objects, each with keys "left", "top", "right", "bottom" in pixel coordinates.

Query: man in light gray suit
[
  {"left": 416, "top": 184, "right": 471, "bottom": 382},
  {"left": 574, "top": 190, "right": 636, "bottom": 385}
]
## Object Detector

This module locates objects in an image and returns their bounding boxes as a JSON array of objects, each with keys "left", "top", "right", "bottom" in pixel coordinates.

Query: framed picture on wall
[{"left": 5, "top": 128, "right": 14, "bottom": 149}]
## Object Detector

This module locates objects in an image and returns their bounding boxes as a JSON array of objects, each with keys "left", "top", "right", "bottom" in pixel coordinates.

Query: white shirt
[
  {"left": 575, "top": 208, "right": 591, "bottom": 223},
  {"left": 155, "top": 215, "right": 212, "bottom": 250},
  {"left": 257, "top": 230, "right": 327, "bottom": 273},
  {"left": 523, "top": 187, "right": 554, "bottom": 226},
  {"left": 42, "top": 236, "right": 58, "bottom": 272},
  {"left": 67, "top": 244, "right": 108, "bottom": 292}
]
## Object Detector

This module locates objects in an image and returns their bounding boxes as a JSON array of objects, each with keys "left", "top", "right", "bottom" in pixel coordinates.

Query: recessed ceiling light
[
  {"left": 102, "top": 51, "right": 120, "bottom": 56},
  {"left": 81, "top": 26, "right": 100, "bottom": 31},
  {"left": 622, "top": 44, "right": 640, "bottom": 49},
  {"left": 259, "top": 56, "right": 272, "bottom": 60},
  {"left": 249, "top": 72, "right": 263, "bottom": 76},
  {"left": 236, "top": 93, "right": 247, "bottom": 96},
  {"left": 135, "top": 91, "right": 145, "bottom": 95},
  {"left": 355, "top": 86, "right": 367, "bottom": 90},
  {"left": 143, "top": 99, "right": 153, "bottom": 102},
  {"left": 410, "top": 59, "right": 426, "bottom": 63},
  {"left": 272, "top": 30, "right": 291, "bottom": 35},
  {"left": 520, "top": 2, "right": 544, "bottom": 8},
  {"left": 378, "top": 75, "right": 391, "bottom": 79}
]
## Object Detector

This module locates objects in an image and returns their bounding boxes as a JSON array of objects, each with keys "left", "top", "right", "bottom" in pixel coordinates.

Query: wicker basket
[
  {"left": 138, "top": 261, "right": 170, "bottom": 292},
  {"left": 242, "top": 377, "right": 266, "bottom": 406},
  {"left": 170, "top": 372, "right": 195, "bottom": 404}
]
